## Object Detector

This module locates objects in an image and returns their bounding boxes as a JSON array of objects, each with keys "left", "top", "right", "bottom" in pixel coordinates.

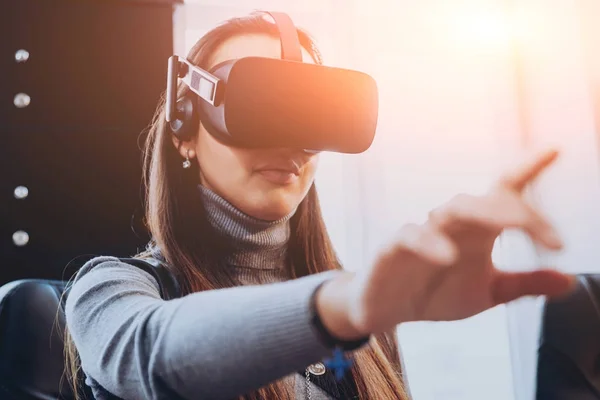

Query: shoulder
[
  {"left": 64, "top": 256, "right": 172, "bottom": 379},
  {"left": 71, "top": 256, "right": 159, "bottom": 287},
  {"left": 66, "top": 256, "right": 163, "bottom": 312}
]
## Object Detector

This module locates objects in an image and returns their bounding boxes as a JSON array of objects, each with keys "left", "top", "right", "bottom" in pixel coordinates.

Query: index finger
[{"left": 497, "top": 149, "right": 559, "bottom": 193}]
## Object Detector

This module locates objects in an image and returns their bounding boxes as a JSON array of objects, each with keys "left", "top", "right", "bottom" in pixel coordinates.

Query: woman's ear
[{"left": 172, "top": 135, "right": 197, "bottom": 160}]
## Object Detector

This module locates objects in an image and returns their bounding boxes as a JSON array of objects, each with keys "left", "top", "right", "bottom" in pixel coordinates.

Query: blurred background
[{"left": 4, "top": 0, "right": 600, "bottom": 399}]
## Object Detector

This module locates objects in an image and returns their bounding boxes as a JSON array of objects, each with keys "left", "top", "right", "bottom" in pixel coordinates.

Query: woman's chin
[
  {"left": 238, "top": 197, "right": 298, "bottom": 221},
  {"left": 253, "top": 205, "right": 296, "bottom": 221}
]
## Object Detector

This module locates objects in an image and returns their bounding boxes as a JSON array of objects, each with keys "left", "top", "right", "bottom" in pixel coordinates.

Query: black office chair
[
  {"left": 537, "top": 274, "right": 600, "bottom": 400},
  {"left": 0, "top": 279, "right": 90, "bottom": 399}
]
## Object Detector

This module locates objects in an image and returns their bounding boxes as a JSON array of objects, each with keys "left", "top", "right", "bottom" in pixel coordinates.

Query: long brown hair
[{"left": 65, "top": 12, "right": 408, "bottom": 400}]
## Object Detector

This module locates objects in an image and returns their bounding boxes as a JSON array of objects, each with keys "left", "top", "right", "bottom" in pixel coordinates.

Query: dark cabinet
[{"left": 0, "top": 0, "right": 180, "bottom": 284}]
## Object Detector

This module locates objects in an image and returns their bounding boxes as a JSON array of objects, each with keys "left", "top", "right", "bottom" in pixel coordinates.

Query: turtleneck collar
[{"left": 198, "top": 185, "right": 293, "bottom": 270}]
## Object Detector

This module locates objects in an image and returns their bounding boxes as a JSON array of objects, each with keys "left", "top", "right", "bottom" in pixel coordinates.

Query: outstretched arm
[{"left": 65, "top": 256, "right": 345, "bottom": 400}]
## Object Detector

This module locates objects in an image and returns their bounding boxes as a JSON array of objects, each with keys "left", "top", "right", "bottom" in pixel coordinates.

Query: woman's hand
[{"left": 317, "top": 149, "right": 575, "bottom": 338}]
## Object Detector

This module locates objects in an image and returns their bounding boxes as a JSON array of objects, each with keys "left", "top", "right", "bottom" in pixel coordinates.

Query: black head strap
[
  {"left": 263, "top": 11, "right": 303, "bottom": 62},
  {"left": 120, "top": 257, "right": 182, "bottom": 300}
]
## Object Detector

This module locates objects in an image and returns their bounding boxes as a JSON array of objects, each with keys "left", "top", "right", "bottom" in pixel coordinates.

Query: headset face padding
[
  {"left": 196, "top": 60, "right": 236, "bottom": 145},
  {"left": 169, "top": 60, "right": 232, "bottom": 144}
]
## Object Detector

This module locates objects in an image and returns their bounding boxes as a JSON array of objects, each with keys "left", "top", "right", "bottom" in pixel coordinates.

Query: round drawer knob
[
  {"left": 14, "top": 186, "right": 29, "bottom": 199},
  {"left": 14, "top": 93, "right": 31, "bottom": 108},
  {"left": 13, "top": 231, "right": 30, "bottom": 247},
  {"left": 15, "top": 49, "right": 30, "bottom": 63}
]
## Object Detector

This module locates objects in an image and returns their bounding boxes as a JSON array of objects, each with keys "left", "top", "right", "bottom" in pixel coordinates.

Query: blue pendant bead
[{"left": 324, "top": 347, "right": 353, "bottom": 381}]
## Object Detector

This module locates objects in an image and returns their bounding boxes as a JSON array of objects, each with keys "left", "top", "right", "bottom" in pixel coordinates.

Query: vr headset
[{"left": 165, "top": 12, "right": 378, "bottom": 154}]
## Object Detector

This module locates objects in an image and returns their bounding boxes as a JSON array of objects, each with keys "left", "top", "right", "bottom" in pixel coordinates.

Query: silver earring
[{"left": 183, "top": 149, "right": 191, "bottom": 169}]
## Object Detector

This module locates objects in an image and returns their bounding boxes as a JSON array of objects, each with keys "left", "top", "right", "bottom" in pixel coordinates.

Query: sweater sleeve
[{"left": 65, "top": 256, "right": 340, "bottom": 400}]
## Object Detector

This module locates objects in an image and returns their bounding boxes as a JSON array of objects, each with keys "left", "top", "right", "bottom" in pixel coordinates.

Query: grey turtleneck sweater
[{"left": 65, "top": 186, "right": 345, "bottom": 400}]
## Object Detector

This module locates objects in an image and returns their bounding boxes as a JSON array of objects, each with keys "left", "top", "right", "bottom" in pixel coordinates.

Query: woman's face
[{"left": 175, "top": 34, "right": 319, "bottom": 221}]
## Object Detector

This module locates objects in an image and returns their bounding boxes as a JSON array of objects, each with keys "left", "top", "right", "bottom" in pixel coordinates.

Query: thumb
[{"left": 492, "top": 269, "right": 576, "bottom": 305}]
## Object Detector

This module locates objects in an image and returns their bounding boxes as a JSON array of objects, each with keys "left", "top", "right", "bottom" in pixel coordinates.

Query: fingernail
[{"left": 544, "top": 230, "right": 563, "bottom": 249}]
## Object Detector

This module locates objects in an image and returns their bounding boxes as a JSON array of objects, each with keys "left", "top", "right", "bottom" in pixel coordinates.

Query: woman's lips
[{"left": 256, "top": 169, "right": 299, "bottom": 185}]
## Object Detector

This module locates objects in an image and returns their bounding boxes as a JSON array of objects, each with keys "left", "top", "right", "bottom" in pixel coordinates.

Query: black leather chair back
[
  {"left": 0, "top": 279, "right": 89, "bottom": 400},
  {"left": 537, "top": 274, "right": 600, "bottom": 400},
  {"left": 0, "top": 258, "right": 175, "bottom": 400}
]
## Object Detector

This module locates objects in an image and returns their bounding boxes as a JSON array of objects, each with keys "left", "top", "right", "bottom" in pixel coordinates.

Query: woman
[{"left": 64, "top": 11, "right": 574, "bottom": 400}]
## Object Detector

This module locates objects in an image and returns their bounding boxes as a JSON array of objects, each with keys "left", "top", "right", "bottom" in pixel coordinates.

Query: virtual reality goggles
[{"left": 165, "top": 12, "right": 379, "bottom": 154}]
